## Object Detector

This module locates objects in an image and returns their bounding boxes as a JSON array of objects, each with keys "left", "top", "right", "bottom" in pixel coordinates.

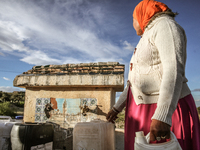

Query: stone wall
[
  {"left": 24, "top": 86, "right": 116, "bottom": 123},
  {"left": 14, "top": 62, "right": 125, "bottom": 127}
]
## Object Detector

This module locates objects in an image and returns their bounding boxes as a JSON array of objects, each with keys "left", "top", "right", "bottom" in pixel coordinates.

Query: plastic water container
[
  {"left": 73, "top": 119, "right": 115, "bottom": 150},
  {"left": 10, "top": 123, "right": 54, "bottom": 150},
  {"left": 0, "top": 116, "right": 18, "bottom": 150},
  {"left": 47, "top": 121, "right": 73, "bottom": 150},
  {"left": 134, "top": 131, "right": 182, "bottom": 150}
]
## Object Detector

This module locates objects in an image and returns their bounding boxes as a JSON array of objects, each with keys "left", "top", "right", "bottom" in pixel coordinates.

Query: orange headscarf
[{"left": 133, "top": 0, "right": 168, "bottom": 33}]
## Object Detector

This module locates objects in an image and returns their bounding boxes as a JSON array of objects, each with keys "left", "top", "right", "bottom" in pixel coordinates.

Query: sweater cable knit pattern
[{"left": 113, "top": 15, "right": 191, "bottom": 126}]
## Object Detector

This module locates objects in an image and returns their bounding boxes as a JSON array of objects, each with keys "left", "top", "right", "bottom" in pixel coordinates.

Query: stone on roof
[
  {"left": 13, "top": 62, "right": 125, "bottom": 91},
  {"left": 25, "top": 62, "right": 123, "bottom": 75}
]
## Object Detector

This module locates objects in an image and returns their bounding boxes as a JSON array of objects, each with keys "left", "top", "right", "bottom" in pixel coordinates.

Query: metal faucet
[{"left": 79, "top": 102, "right": 90, "bottom": 116}]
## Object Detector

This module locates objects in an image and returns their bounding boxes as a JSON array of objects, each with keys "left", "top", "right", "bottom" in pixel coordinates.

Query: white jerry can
[
  {"left": 73, "top": 119, "right": 115, "bottom": 150},
  {"left": 0, "top": 116, "right": 17, "bottom": 150},
  {"left": 134, "top": 131, "right": 182, "bottom": 150}
]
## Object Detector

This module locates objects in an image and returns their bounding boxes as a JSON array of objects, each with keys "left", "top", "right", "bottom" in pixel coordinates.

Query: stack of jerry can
[
  {"left": 10, "top": 122, "right": 54, "bottom": 150},
  {"left": 73, "top": 119, "right": 115, "bottom": 150},
  {"left": 47, "top": 121, "right": 73, "bottom": 150},
  {"left": 0, "top": 116, "right": 18, "bottom": 150}
]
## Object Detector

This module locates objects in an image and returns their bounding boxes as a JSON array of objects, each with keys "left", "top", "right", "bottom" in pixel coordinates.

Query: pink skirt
[{"left": 125, "top": 86, "right": 200, "bottom": 150}]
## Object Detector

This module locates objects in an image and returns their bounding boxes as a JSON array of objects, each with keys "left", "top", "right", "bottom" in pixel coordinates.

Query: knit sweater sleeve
[
  {"left": 151, "top": 18, "right": 186, "bottom": 126},
  {"left": 113, "top": 84, "right": 128, "bottom": 112}
]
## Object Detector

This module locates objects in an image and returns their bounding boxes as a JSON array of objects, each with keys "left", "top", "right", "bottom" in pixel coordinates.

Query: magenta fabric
[{"left": 125, "top": 86, "right": 200, "bottom": 150}]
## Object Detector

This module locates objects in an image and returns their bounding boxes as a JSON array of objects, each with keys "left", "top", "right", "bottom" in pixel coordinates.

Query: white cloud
[
  {"left": 20, "top": 50, "right": 62, "bottom": 66},
  {"left": 0, "top": 86, "right": 25, "bottom": 92},
  {"left": 3, "top": 77, "right": 10, "bottom": 81},
  {"left": 0, "top": 21, "right": 30, "bottom": 52},
  {"left": 0, "top": 52, "right": 4, "bottom": 56},
  {"left": 123, "top": 41, "right": 135, "bottom": 51},
  {"left": 0, "top": 0, "right": 131, "bottom": 66}
]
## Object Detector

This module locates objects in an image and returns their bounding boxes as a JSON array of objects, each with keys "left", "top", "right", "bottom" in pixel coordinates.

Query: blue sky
[{"left": 0, "top": 0, "right": 200, "bottom": 107}]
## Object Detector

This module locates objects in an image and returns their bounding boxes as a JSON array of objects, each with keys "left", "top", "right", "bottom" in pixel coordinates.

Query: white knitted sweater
[{"left": 113, "top": 15, "right": 191, "bottom": 126}]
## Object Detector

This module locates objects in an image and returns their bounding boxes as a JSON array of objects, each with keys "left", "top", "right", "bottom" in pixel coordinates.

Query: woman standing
[{"left": 106, "top": 0, "right": 200, "bottom": 149}]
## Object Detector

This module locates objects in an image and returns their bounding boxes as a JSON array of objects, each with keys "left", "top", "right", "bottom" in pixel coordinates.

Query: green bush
[
  {"left": 197, "top": 107, "right": 200, "bottom": 114},
  {"left": 115, "top": 108, "right": 125, "bottom": 128},
  {"left": 14, "top": 101, "right": 25, "bottom": 108},
  {"left": 0, "top": 102, "right": 17, "bottom": 118}
]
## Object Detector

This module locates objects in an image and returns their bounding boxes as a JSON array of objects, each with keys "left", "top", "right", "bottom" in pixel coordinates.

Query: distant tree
[
  {"left": 197, "top": 107, "right": 200, "bottom": 114},
  {"left": 19, "top": 92, "right": 25, "bottom": 102},
  {"left": 10, "top": 93, "right": 19, "bottom": 103},
  {"left": 1, "top": 92, "right": 11, "bottom": 102},
  {"left": 0, "top": 102, "right": 16, "bottom": 117},
  {"left": 115, "top": 108, "right": 125, "bottom": 128},
  {"left": 17, "top": 92, "right": 25, "bottom": 104},
  {"left": 0, "top": 91, "right": 25, "bottom": 107},
  {"left": 9, "top": 91, "right": 25, "bottom": 107},
  {"left": 0, "top": 91, "right": 2, "bottom": 102}
]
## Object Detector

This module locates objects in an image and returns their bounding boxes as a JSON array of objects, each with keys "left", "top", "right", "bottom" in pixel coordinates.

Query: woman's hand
[
  {"left": 106, "top": 108, "right": 119, "bottom": 123},
  {"left": 150, "top": 119, "right": 171, "bottom": 141}
]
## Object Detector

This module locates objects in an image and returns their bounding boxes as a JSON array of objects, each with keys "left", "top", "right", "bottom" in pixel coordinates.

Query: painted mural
[{"left": 35, "top": 98, "right": 98, "bottom": 128}]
